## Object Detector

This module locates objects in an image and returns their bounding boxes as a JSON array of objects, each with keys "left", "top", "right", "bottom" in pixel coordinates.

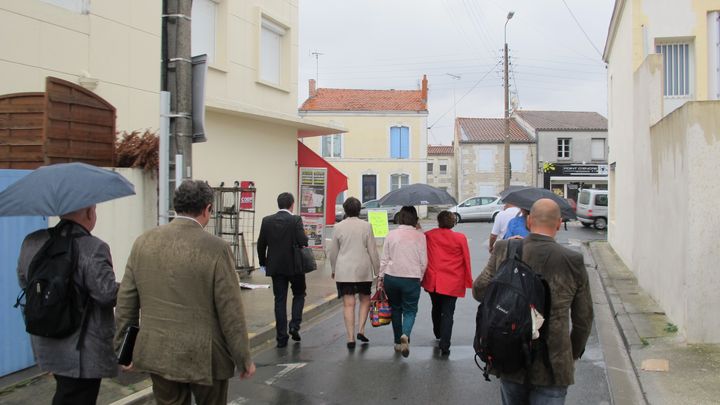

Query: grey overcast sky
[{"left": 298, "top": 0, "right": 614, "bottom": 145}]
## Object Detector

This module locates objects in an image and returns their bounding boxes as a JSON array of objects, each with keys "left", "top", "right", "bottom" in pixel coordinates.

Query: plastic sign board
[{"left": 368, "top": 210, "right": 389, "bottom": 238}]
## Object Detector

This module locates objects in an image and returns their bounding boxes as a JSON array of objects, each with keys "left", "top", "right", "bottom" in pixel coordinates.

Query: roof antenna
[{"left": 310, "top": 50, "right": 324, "bottom": 87}]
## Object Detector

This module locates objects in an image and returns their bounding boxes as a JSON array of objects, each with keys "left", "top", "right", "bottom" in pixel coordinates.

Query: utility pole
[
  {"left": 503, "top": 11, "right": 515, "bottom": 190},
  {"left": 163, "top": 0, "right": 193, "bottom": 198}
]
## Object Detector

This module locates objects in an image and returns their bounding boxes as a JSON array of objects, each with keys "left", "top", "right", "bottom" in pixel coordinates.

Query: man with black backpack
[
  {"left": 472, "top": 198, "right": 593, "bottom": 405},
  {"left": 16, "top": 205, "right": 118, "bottom": 405}
]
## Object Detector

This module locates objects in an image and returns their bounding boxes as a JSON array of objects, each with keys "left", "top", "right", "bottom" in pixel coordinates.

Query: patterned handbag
[{"left": 369, "top": 287, "right": 392, "bottom": 327}]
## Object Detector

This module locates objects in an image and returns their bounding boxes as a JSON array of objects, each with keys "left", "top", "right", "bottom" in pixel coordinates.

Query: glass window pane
[
  {"left": 673, "top": 44, "right": 679, "bottom": 96},
  {"left": 260, "top": 20, "right": 283, "bottom": 84},
  {"left": 427, "top": 162, "right": 433, "bottom": 173},
  {"left": 191, "top": 0, "right": 216, "bottom": 63},
  {"left": 321, "top": 136, "right": 330, "bottom": 157},
  {"left": 684, "top": 44, "right": 690, "bottom": 95},
  {"left": 333, "top": 134, "right": 342, "bottom": 157}
]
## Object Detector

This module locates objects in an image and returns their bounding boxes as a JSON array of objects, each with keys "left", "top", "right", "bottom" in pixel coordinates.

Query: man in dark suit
[
  {"left": 257, "top": 192, "right": 309, "bottom": 348},
  {"left": 473, "top": 198, "right": 593, "bottom": 405}
]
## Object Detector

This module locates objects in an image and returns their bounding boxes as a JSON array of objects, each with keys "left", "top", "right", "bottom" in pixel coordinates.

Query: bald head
[
  {"left": 527, "top": 198, "right": 562, "bottom": 236},
  {"left": 60, "top": 205, "right": 97, "bottom": 232}
]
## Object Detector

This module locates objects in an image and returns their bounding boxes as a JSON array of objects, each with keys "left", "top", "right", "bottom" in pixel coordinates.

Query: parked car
[
  {"left": 576, "top": 189, "right": 608, "bottom": 230},
  {"left": 448, "top": 196, "right": 503, "bottom": 223},
  {"left": 335, "top": 199, "right": 402, "bottom": 223}
]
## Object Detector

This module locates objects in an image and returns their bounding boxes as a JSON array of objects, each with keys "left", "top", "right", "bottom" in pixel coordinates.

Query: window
[
  {"left": 591, "top": 138, "right": 605, "bottom": 161},
  {"left": 656, "top": 43, "right": 691, "bottom": 97},
  {"left": 557, "top": 138, "right": 571, "bottom": 159},
  {"left": 480, "top": 197, "right": 496, "bottom": 205},
  {"left": 40, "top": 0, "right": 89, "bottom": 13},
  {"left": 510, "top": 148, "right": 527, "bottom": 172},
  {"left": 475, "top": 148, "right": 495, "bottom": 172},
  {"left": 321, "top": 134, "right": 342, "bottom": 158},
  {"left": 390, "top": 174, "right": 409, "bottom": 191},
  {"left": 439, "top": 187, "right": 448, "bottom": 193},
  {"left": 439, "top": 160, "right": 448, "bottom": 175},
  {"left": 427, "top": 162, "right": 434, "bottom": 174},
  {"left": 260, "top": 18, "right": 286, "bottom": 85},
  {"left": 390, "top": 126, "right": 410, "bottom": 159},
  {"left": 362, "top": 175, "right": 377, "bottom": 202},
  {"left": 595, "top": 194, "right": 608, "bottom": 207}
]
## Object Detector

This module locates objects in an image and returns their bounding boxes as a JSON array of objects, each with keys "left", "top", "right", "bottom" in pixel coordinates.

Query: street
[{"left": 224, "top": 221, "right": 611, "bottom": 404}]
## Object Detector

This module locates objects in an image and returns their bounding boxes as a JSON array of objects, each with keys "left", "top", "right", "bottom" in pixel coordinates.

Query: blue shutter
[
  {"left": 400, "top": 127, "right": 409, "bottom": 158},
  {"left": 390, "top": 127, "right": 400, "bottom": 158}
]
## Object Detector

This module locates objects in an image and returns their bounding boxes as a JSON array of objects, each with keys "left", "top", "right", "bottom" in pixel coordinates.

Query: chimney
[
  {"left": 421, "top": 74, "right": 428, "bottom": 104},
  {"left": 309, "top": 79, "right": 317, "bottom": 97}
]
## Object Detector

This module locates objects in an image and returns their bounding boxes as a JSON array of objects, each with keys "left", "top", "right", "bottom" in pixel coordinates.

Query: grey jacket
[
  {"left": 473, "top": 233, "right": 593, "bottom": 386},
  {"left": 17, "top": 221, "right": 119, "bottom": 379}
]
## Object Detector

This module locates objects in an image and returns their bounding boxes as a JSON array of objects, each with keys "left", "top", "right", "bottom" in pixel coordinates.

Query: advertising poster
[{"left": 299, "top": 168, "right": 327, "bottom": 248}]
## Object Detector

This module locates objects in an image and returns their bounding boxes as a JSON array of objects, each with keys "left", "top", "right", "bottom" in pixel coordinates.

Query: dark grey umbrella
[
  {"left": 499, "top": 185, "right": 531, "bottom": 199},
  {"left": 501, "top": 187, "right": 576, "bottom": 220},
  {"left": 376, "top": 183, "right": 457, "bottom": 206},
  {"left": 0, "top": 163, "right": 135, "bottom": 216}
]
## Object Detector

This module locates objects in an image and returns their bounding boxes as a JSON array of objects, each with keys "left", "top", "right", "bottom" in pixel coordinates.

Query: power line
[
  {"left": 428, "top": 60, "right": 502, "bottom": 129},
  {"left": 560, "top": 0, "right": 604, "bottom": 57}
]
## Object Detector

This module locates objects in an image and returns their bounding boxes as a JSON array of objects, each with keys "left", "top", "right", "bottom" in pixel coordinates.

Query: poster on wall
[{"left": 299, "top": 168, "right": 327, "bottom": 248}]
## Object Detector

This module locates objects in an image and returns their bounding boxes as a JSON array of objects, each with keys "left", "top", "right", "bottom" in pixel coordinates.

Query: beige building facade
[
  {"left": 299, "top": 78, "right": 429, "bottom": 207},
  {"left": 0, "top": 0, "right": 161, "bottom": 132},
  {"left": 427, "top": 145, "right": 456, "bottom": 199},
  {"left": 455, "top": 117, "right": 535, "bottom": 201},
  {"left": 191, "top": 0, "right": 342, "bottom": 235},
  {"left": 604, "top": 0, "right": 720, "bottom": 342}
]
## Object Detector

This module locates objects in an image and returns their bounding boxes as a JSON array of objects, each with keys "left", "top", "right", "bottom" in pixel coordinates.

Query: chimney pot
[
  {"left": 421, "top": 74, "right": 428, "bottom": 104},
  {"left": 309, "top": 79, "right": 317, "bottom": 97}
]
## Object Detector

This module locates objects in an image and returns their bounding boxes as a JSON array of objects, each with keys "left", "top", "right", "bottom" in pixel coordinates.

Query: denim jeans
[
  {"left": 501, "top": 379, "right": 568, "bottom": 405},
  {"left": 383, "top": 274, "right": 421, "bottom": 344},
  {"left": 429, "top": 292, "right": 457, "bottom": 350}
]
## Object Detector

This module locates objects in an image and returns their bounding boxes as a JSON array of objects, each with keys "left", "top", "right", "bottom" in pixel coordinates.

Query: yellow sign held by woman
[{"left": 368, "top": 210, "right": 389, "bottom": 238}]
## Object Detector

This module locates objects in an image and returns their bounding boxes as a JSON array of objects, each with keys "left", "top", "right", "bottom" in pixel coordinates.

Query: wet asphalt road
[{"left": 225, "top": 221, "right": 611, "bottom": 405}]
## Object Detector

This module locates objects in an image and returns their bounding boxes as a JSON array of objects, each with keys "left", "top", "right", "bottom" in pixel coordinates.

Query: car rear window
[
  {"left": 595, "top": 194, "right": 608, "bottom": 206},
  {"left": 578, "top": 191, "right": 590, "bottom": 205}
]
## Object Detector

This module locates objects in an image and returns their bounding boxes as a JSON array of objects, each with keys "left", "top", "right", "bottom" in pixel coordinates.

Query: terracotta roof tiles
[
  {"left": 299, "top": 88, "right": 427, "bottom": 112},
  {"left": 456, "top": 118, "right": 534, "bottom": 143},
  {"left": 428, "top": 145, "right": 454, "bottom": 155}
]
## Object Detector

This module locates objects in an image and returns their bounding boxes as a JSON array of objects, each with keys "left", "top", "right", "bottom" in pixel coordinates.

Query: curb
[
  {"left": 582, "top": 241, "right": 647, "bottom": 405},
  {"left": 108, "top": 293, "right": 340, "bottom": 405}
]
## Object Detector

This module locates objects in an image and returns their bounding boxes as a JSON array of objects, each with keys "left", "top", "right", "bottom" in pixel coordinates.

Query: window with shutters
[
  {"left": 260, "top": 17, "right": 286, "bottom": 85},
  {"left": 390, "top": 126, "right": 410, "bottom": 159},
  {"left": 439, "top": 160, "right": 448, "bottom": 175},
  {"left": 591, "top": 138, "right": 605, "bottom": 161},
  {"left": 192, "top": 0, "right": 218, "bottom": 63},
  {"left": 427, "top": 162, "right": 434, "bottom": 174}
]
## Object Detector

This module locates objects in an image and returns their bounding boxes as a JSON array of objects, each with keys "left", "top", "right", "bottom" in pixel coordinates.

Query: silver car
[{"left": 448, "top": 196, "right": 503, "bottom": 223}]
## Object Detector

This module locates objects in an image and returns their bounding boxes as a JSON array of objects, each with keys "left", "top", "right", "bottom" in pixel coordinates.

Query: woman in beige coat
[{"left": 328, "top": 197, "right": 380, "bottom": 349}]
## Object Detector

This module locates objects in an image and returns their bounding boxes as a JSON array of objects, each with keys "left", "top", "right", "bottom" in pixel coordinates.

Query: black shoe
[
  {"left": 440, "top": 348, "right": 451, "bottom": 356},
  {"left": 356, "top": 333, "right": 369, "bottom": 343},
  {"left": 289, "top": 329, "right": 301, "bottom": 342},
  {"left": 347, "top": 341, "right": 356, "bottom": 349},
  {"left": 277, "top": 340, "right": 288, "bottom": 348}
]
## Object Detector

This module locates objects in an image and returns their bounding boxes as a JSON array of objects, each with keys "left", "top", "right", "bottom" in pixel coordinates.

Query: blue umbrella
[{"left": 0, "top": 163, "right": 135, "bottom": 216}]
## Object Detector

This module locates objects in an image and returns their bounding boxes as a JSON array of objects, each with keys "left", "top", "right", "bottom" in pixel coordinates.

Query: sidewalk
[
  {"left": 0, "top": 259, "right": 340, "bottom": 405},
  {"left": 585, "top": 241, "right": 720, "bottom": 405}
]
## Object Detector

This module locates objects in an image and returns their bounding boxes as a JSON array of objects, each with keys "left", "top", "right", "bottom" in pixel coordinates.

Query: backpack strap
[{"left": 506, "top": 238, "right": 523, "bottom": 261}]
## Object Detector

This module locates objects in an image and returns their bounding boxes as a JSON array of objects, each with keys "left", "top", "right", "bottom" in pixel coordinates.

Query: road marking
[
  {"left": 567, "top": 238, "right": 582, "bottom": 247},
  {"left": 228, "top": 398, "right": 251, "bottom": 405},
  {"left": 265, "top": 362, "right": 307, "bottom": 386}
]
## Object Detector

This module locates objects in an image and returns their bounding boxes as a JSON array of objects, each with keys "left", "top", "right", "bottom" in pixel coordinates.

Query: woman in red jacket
[{"left": 422, "top": 210, "right": 473, "bottom": 355}]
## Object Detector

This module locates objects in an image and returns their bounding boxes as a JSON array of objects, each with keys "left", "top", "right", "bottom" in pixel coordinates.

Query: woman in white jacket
[{"left": 328, "top": 197, "right": 380, "bottom": 349}]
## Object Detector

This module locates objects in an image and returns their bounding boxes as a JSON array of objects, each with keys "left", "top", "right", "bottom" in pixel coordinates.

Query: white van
[{"left": 576, "top": 189, "right": 608, "bottom": 230}]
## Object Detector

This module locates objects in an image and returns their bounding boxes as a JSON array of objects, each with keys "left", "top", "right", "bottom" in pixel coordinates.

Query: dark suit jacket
[
  {"left": 472, "top": 233, "right": 593, "bottom": 387},
  {"left": 257, "top": 211, "right": 308, "bottom": 277}
]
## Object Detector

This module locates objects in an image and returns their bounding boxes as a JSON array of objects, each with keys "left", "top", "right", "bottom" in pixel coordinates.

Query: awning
[
  {"left": 205, "top": 97, "right": 347, "bottom": 137},
  {"left": 297, "top": 141, "right": 348, "bottom": 225}
]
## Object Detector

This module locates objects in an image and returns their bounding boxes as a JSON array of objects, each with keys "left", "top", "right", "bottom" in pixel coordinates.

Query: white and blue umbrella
[{"left": 0, "top": 163, "right": 135, "bottom": 216}]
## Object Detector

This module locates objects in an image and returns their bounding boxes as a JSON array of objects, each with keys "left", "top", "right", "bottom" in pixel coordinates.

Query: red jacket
[{"left": 422, "top": 228, "right": 472, "bottom": 297}]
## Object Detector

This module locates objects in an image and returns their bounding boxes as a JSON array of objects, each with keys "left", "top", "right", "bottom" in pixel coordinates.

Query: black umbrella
[
  {"left": 376, "top": 183, "right": 457, "bottom": 206},
  {"left": 499, "top": 185, "right": 531, "bottom": 199},
  {"left": 501, "top": 187, "right": 576, "bottom": 220}
]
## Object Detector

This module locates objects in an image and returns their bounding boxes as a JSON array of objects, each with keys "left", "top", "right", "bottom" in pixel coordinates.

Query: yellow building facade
[{"left": 298, "top": 79, "right": 429, "bottom": 208}]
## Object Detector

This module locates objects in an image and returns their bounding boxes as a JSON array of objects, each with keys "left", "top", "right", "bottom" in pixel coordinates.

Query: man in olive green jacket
[
  {"left": 473, "top": 199, "right": 593, "bottom": 404},
  {"left": 115, "top": 180, "right": 255, "bottom": 405}
]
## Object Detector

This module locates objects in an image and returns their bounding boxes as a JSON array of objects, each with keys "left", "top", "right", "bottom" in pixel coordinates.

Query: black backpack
[
  {"left": 15, "top": 221, "right": 89, "bottom": 340},
  {"left": 473, "top": 239, "right": 551, "bottom": 382}
]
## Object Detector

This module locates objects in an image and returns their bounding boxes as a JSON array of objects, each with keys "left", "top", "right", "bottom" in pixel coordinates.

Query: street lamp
[{"left": 503, "top": 11, "right": 515, "bottom": 190}]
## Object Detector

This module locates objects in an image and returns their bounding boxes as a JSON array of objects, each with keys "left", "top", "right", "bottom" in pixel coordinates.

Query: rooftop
[
  {"left": 428, "top": 145, "right": 454, "bottom": 155},
  {"left": 299, "top": 77, "right": 428, "bottom": 112},
  {"left": 456, "top": 117, "right": 534, "bottom": 143},
  {"left": 514, "top": 110, "right": 607, "bottom": 131}
]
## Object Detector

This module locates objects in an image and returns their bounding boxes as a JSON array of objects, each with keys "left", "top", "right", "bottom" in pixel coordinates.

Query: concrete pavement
[{"left": 587, "top": 241, "right": 720, "bottom": 405}]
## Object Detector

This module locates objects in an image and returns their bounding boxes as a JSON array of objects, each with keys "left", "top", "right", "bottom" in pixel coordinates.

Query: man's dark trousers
[
  {"left": 272, "top": 274, "right": 306, "bottom": 344},
  {"left": 429, "top": 292, "right": 457, "bottom": 351},
  {"left": 52, "top": 375, "right": 101, "bottom": 405}
]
